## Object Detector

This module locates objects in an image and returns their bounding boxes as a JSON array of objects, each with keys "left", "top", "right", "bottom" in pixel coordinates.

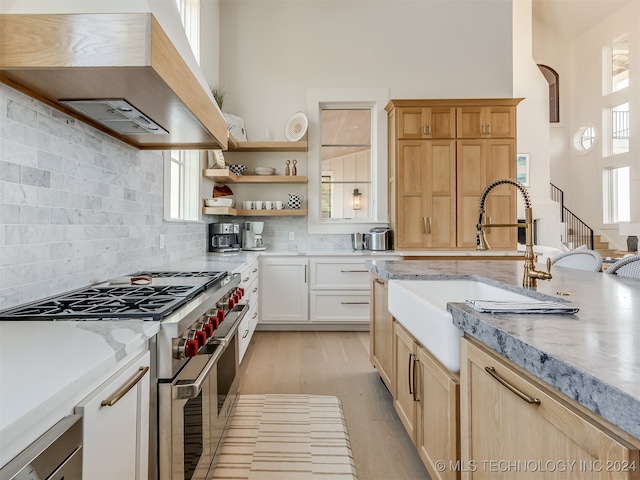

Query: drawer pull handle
[
  {"left": 340, "top": 270, "right": 368, "bottom": 273},
  {"left": 101, "top": 366, "right": 149, "bottom": 407},
  {"left": 341, "top": 301, "right": 369, "bottom": 305},
  {"left": 252, "top": 287, "right": 258, "bottom": 293},
  {"left": 252, "top": 268, "right": 258, "bottom": 273},
  {"left": 373, "top": 278, "right": 385, "bottom": 285},
  {"left": 485, "top": 366, "right": 541, "bottom": 405},
  {"left": 242, "top": 329, "right": 249, "bottom": 338},
  {"left": 243, "top": 276, "right": 250, "bottom": 282},
  {"left": 252, "top": 312, "right": 257, "bottom": 319}
]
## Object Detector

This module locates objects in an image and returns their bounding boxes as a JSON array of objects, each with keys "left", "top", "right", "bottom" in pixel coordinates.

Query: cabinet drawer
[
  {"left": 309, "top": 260, "right": 369, "bottom": 290},
  {"left": 310, "top": 291, "right": 370, "bottom": 323},
  {"left": 238, "top": 260, "right": 259, "bottom": 289},
  {"left": 238, "top": 314, "right": 251, "bottom": 363}
]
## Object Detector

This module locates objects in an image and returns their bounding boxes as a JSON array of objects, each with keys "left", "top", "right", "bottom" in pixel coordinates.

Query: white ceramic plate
[{"left": 284, "top": 112, "right": 308, "bottom": 142}]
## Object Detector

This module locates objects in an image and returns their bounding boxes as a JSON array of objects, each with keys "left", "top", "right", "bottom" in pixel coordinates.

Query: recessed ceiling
[{"left": 532, "top": 0, "right": 634, "bottom": 40}]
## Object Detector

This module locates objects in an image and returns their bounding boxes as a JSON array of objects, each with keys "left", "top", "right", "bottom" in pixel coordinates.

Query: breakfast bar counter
[{"left": 365, "top": 259, "right": 640, "bottom": 440}]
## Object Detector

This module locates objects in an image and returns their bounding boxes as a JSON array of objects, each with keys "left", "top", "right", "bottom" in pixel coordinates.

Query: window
[
  {"left": 176, "top": 0, "right": 200, "bottom": 63},
  {"left": 572, "top": 125, "right": 597, "bottom": 155},
  {"left": 605, "top": 37, "right": 629, "bottom": 94},
  {"left": 164, "top": 150, "right": 201, "bottom": 222},
  {"left": 603, "top": 166, "right": 630, "bottom": 224},
  {"left": 537, "top": 64, "right": 559, "bottom": 123},
  {"left": 320, "top": 108, "right": 372, "bottom": 220},
  {"left": 605, "top": 103, "right": 629, "bottom": 156},
  {"left": 306, "top": 88, "right": 389, "bottom": 234}
]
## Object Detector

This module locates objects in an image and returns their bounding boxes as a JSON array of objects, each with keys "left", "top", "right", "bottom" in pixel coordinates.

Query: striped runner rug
[{"left": 209, "top": 394, "right": 358, "bottom": 480}]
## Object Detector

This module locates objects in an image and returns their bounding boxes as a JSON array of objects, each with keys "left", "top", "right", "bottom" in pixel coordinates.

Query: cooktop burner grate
[{"left": 0, "top": 284, "right": 204, "bottom": 321}]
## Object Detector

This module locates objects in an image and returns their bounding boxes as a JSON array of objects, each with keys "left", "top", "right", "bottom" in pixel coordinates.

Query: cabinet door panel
[
  {"left": 398, "top": 108, "right": 427, "bottom": 138},
  {"left": 485, "top": 140, "right": 516, "bottom": 249},
  {"left": 310, "top": 260, "right": 369, "bottom": 290},
  {"left": 486, "top": 106, "right": 515, "bottom": 138},
  {"left": 457, "top": 107, "right": 484, "bottom": 138},
  {"left": 260, "top": 259, "right": 308, "bottom": 322},
  {"left": 429, "top": 107, "right": 456, "bottom": 138},
  {"left": 400, "top": 141, "right": 426, "bottom": 193},
  {"left": 394, "top": 322, "right": 417, "bottom": 442},
  {"left": 76, "top": 351, "right": 150, "bottom": 480},
  {"left": 457, "top": 141, "right": 486, "bottom": 248},
  {"left": 427, "top": 141, "right": 456, "bottom": 247},
  {"left": 371, "top": 276, "right": 393, "bottom": 390},
  {"left": 417, "top": 347, "right": 460, "bottom": 480},
  {"left": 461, "top": 340, "right": 640, "bottom": 480}
]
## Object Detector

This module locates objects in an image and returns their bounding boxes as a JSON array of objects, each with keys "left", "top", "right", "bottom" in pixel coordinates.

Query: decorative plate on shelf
[
  {"left": 254, "top": 167, "right": 276, "bottom": 176},
  {"left": 284, "top": 112, "right": 308, "bottom": 142},
  {"left": 208, "top": 150, "right": 225, "bottom": 169}
]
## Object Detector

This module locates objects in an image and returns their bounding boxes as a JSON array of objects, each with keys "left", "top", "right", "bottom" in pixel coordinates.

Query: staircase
[{"left": 550, "top": 183, "right": 617, "bottom": 258}]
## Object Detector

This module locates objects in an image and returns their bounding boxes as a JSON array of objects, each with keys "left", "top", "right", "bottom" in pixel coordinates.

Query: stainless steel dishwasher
[{"left": 0, "top": 415, "right": 82, "bottom": 480}]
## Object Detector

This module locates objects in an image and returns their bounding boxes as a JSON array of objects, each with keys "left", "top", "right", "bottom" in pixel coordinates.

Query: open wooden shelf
[
  {"left": 227, "top": 140, "right": 307, "bottom": 152},
  {"left": 202, "top": 207, "right": 307, "bottom": 217},
  {"left": 203, "top": 169, "right": 307, "bottom": 184}
]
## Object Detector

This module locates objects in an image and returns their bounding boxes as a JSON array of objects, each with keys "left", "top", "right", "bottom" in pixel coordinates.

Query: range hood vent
[
  {"left": 60, "top": 99, "right": 169, "bottom": 135},
  {"left": 0, "top": 13, "right": 227, "bottom": 150}
]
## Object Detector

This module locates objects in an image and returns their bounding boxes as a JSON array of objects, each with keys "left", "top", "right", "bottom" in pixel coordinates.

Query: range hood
[{"left": 0, "top": 13, "right": 228, "bottom": 150}]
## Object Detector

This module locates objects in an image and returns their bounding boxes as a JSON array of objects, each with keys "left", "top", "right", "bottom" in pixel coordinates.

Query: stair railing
[{"left": 550, "top": 183, "right": 594, "bottom": 250}]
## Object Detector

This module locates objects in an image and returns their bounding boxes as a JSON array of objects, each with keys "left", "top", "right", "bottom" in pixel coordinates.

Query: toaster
[{"left": 367, "top": 227, "right": 393, "bottom": 251}]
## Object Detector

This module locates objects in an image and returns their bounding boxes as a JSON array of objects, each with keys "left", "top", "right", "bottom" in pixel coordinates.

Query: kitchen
[{"left": 1, "top": 0, "right": 640, "bottom": 479}]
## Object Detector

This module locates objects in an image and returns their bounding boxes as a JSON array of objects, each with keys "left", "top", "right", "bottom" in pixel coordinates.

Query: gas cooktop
[{"left": 0, "top": 271, "right": 230, "bottom": 321}]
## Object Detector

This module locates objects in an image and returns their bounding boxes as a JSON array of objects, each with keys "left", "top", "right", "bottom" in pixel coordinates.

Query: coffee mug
[
  {"left": 254, "top": 201, "right": 263, "bottom": 210},
  {"left": 275, "top": 201, "right": 283, "bottom": 210},
  {"left": 243, "top": 200, "right": 253, "bottom": 210},
  {"left": 265, "top": 201, "right": 273, "bottom": 210}
]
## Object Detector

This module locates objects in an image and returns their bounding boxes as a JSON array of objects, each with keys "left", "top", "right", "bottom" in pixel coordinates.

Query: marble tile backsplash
[{"left": 0, "top": 85, "right": 206, "bottom": 309}]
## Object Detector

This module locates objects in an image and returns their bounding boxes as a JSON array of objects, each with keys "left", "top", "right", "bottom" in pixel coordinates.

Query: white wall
[
  {"left": 534, "top": 1, "right": 640, "bottom": 250},
  {"left": 219, "top": 0, "right": 515, "bottom": 140}
]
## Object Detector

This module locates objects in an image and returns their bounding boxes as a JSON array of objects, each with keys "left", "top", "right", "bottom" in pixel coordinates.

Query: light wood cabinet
[
  {"left": 397, "top": 107, "right": 456, "bottom": 139},
  {"left": 393, "top": 321, "right": 461, "bottom": 480},
  {"left": 387, "top": 99, "right": 521, "bottom": 251},
  {"left": 456, "top": 106, "right": 516, "bottom": 139},
  {"left": 370, "top": 275, "right": 394, "bottom": 391},
  {"left": 75, "top": 351, "right": 150, "bottom": 480},
  {"left": 461, "top": 338, "right": 640, "bottom": 480},
  {"left": 456, "top": 139, "right": 517, "bottom": 249}
]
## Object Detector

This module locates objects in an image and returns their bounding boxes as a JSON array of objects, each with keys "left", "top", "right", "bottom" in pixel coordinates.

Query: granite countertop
[
  {"left": 366, "top": 259, "right": 640, "bottom": 440},
  {"left": 0, "top": 320, "right": 159, "bottom": 467}
]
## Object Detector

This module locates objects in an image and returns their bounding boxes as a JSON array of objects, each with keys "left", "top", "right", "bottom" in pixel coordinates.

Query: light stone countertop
[
  {"left": 365, "top": 259, "right": 640, "bottom": 440},
  {"left": 0, "top": 320, "right": 159, "bottom": 467}
]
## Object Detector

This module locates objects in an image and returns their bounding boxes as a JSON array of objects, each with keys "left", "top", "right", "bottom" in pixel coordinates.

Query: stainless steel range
[{"left": 0, "top": 270, "right": 246, "bottom": 480}]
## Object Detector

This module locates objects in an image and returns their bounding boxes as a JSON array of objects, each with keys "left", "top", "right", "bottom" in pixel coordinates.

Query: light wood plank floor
[{"left": 239, "top": 331, "right": 431, "bottom": 480}]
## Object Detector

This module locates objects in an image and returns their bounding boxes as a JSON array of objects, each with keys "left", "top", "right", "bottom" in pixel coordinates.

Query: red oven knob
[
  {"left": 185, "top": 339, "right": 199, "bottom": 357},
  {"left": 216, "top": 309, "right": 225, "bottom": 325},
  {"left": 203, "top": 323, "right": 214, "bottom": 336},
  {"left": 238, "top": 287, "right": 245, "bottom": 297},
  {"left": 195, "top": 330, "right": 207, "bottom": 347},
  {"left": 227, "top": 297, "right": 235, "bottom": 309}
]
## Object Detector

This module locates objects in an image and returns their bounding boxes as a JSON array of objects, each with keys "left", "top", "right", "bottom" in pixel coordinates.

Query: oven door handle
[{"left": 172, "top": 346, "right": 224, "bottom": 400}]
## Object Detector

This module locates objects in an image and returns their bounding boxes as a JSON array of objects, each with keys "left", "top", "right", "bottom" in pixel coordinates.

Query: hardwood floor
[{"left": 238, "top": 331, "right": 431, "bottom": 480}]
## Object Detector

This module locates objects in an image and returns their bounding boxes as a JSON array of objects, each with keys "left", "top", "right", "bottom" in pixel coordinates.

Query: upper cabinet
[
  {"left": 396, "top": 106, "right": 456, "bottom": 139},
  {"left": 457, "top": 105, "right": 516, "bottom": 139},
  {"left": 0, "top": 13, "right": 228, "bottom": 150}
]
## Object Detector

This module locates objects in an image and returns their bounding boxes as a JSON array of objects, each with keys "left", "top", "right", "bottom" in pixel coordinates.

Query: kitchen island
[{"left": 366, "top": 258, "right": 640, "bottom": 441}]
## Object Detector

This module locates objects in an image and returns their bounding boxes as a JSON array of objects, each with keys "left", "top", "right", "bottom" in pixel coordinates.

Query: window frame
[
  {"left": 306, "top": 88, "right": 389, "bottom": 234},
  {"left": 603, "top": 165, "right": 630, "bottom": 224},
  {"left": 163, "top": 150, "right": 203, "bottom": 223}
]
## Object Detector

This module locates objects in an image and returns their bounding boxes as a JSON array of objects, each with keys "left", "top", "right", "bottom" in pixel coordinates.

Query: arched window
[{"left": 537, "top": 65, "right": 559, "bottom": 123}]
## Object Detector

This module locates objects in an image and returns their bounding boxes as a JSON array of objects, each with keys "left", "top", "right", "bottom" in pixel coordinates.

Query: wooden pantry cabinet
[
  {"left": 461, "top": 338, "right": 640, "bottom": 480},
  {"left": 386, "top": 99, "right": 522, "bottom": 250}
]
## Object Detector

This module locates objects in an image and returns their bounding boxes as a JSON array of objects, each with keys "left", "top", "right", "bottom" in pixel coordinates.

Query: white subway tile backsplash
[
  {"left": 0, "top": 84, "right": 207, "bottom": 309},
  {"left": 7, "top": 100, "right": 38, "bottom": 128}
]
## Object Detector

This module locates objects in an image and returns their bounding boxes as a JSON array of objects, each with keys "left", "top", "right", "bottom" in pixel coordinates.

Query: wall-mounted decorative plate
[{"left": 284, "top": 112, "right": 308, "bottom": 142}]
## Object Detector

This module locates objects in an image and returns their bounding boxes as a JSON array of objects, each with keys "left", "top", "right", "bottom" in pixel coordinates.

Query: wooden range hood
[{"left": 0, "top": 13, "right": 228, "bottom": 150}]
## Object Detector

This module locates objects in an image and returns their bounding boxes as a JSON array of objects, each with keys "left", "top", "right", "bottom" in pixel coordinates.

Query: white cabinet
[
  {"left": 235, "top": 259, "right": 259, "bottom": 363},
  {"left": 309, "top": 259, "right": 370, "bottom": 325},
  {"left": 75, "top": 350, "right": 150, "bottom": 480},
  {"left": 260, "top": 257, "right": 309, "bottom": 323},
  {"left": 259, "top": 255, "right": 400, "bottom": 328}
]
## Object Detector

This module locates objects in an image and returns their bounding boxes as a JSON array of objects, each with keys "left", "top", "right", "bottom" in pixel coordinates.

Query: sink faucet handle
[{"left": 546, "top": 257, "right": 552, "bottom": 275}]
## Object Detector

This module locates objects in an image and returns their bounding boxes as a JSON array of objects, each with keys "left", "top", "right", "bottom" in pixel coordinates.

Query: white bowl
[
  {"left": 254, "top": 167, "right": 276, "bottom": 176},
  {"left": 204, "top": 197, "right": 235, "bottom": 207}
]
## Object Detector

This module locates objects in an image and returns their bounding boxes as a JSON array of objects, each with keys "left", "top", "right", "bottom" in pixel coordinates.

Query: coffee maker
[
  {"left": 208, "top": 223, "right": 241, "bottom": 252},
  {"left": 242, "top": 222, "right": 266, "bottom": 251}
]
